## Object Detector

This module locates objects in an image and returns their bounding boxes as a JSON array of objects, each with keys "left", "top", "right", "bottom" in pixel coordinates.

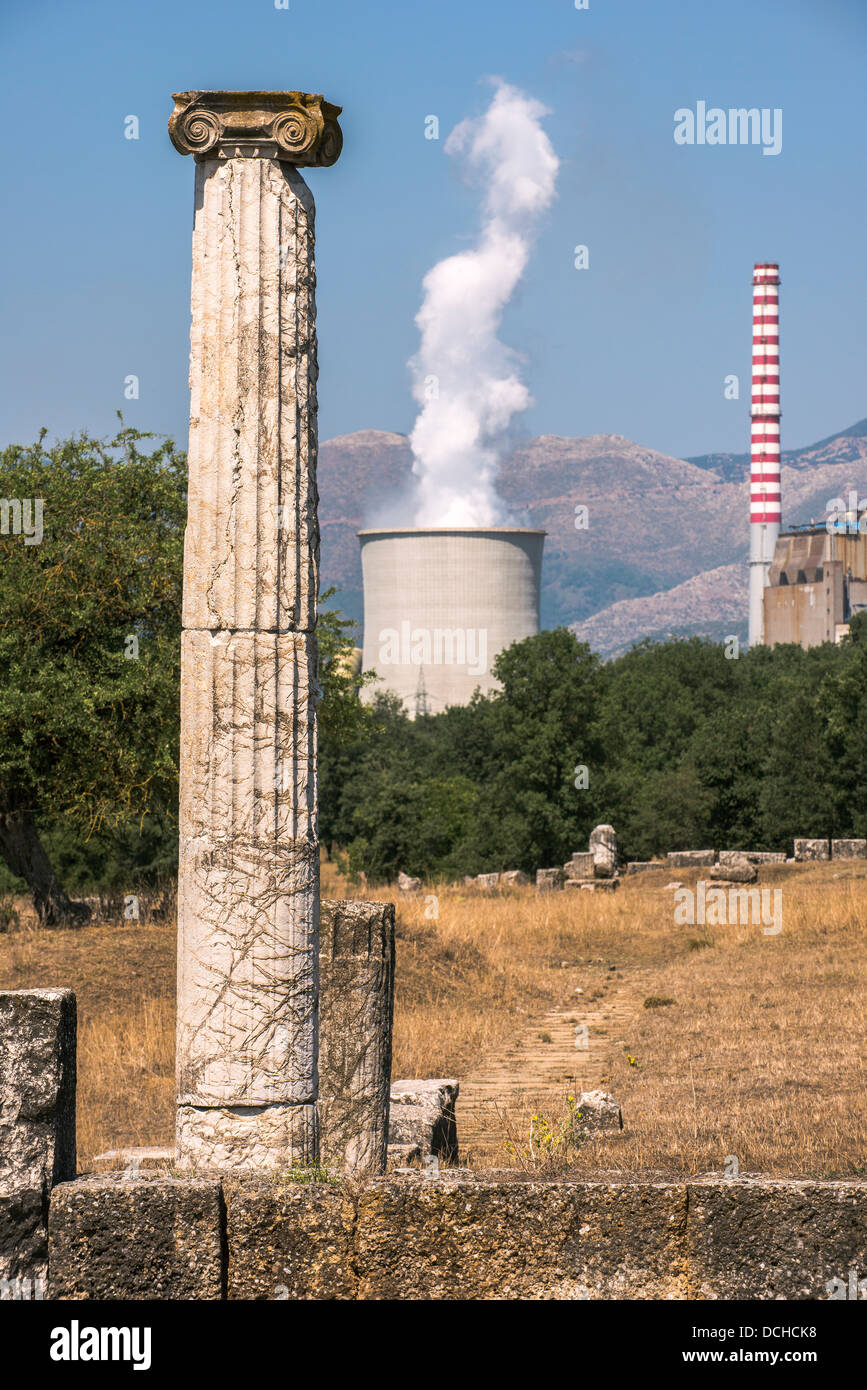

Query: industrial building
[
  {"left": 745, "top": 260, "right": 867, "bottom": 649},
  {"left": 358, "top": 527, "right": 545, "bottom": 715},
  {"left": 763, "top": 516, "right": 867, "bottom": 648}
]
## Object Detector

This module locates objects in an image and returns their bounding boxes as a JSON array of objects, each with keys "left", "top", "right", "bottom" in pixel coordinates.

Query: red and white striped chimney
[{"left": 748, "top": 262, "right": 781, "bottom": 647}]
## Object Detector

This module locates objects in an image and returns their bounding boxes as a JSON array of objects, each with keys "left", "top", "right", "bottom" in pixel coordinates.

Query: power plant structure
[
  {"left": 358, "top": 527, "right": 545, "bottom": 715},
  {"left": 748, "top": 262, "right": 782, "bottom": 648},
  {"left": 746, "top": 261, "right": 867, "bottom": 648},
  {"left": 762, "top": 511, "right": 867, "bottom": 647}
]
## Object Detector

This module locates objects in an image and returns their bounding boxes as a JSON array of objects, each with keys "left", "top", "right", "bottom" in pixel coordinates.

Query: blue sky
[{"left": 0, "top": 0, "right": 864, "bottom": 460}]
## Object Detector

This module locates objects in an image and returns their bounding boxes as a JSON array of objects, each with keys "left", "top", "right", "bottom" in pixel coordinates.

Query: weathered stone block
[
  {"left": 319, "top": 899, "right": 395, "bottom": 1177},
  {"left": 397, "top": 871, "right": 421, "bottom": 892},
  {"left": 667, "top": 850, "right": 715, "bottom": 867},
  {"left": 500, "top": 870, "right": 529, "bottom": 888},
  {"left": 0, "top": 1189, "right": 47, "bottom": 1292},
  {"left": 831, "top": 839, "right": 867, "bottom": 860},
  {"left": 626, "top": 861, "right": 656, "bottom": 874},
  {"left": 91, "top": 1146, "right": 174, "bottom": 1173},
  {"left": 718, "top": 850, "right": 786, "bottom": 866},
  {"left": 565, "top": 851, "right": 594, "bottom": 879},
  {"left": 589, "top": 825, "right": 617, "bottom": 876},
  {"left": 686, "top": 1180, "right": 867, "bottom": 1300},
  {"left": 224, "top": 1179, "right": 355, "bottom": 1299},
  {"left": 0, "top": 989, "right": 76, "bottom": 1284},
  {"left": 793, "top": 838, "right": 830, "bottom": 861},
  {"left": 355, "top": 1178, "right": 688, "bottom": 1300},
  {"left": 536, "top": 868, "right": 564, "bottom": 892},
  {"left": 474, "top": 873, "right": 500, "bottom": 891},
  {"left": 386, "top": 1142, "right": 422, "bottom": 1170},
  {"left": 566, "top": 878, "right": 619, "bottom": 893},
  {"left": 575, "top": 1090, "right": 623, "bottom": 1133},
  {"left": 709, "top": 859, "right": 757, "bottom": 883},
  {"left": 388, "top": 1080, "right": 459, "bottom": 1165},
  {"left": 48, "top": 1176, "right": 223, "bottom": 1300},
  {"left": 0, "top": 990, "right": 76, "bottom": 1188},
  {"left": 176, "top": 1104, "right": 316, "bottom": 1172}
]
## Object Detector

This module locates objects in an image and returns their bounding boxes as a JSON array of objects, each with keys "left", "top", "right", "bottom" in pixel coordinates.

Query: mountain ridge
[{"left": 318, "top": 419, "right": 867, "bottom": 657}]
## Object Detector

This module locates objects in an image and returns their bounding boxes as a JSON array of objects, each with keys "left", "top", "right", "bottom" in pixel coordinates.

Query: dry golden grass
[
  {"left": 588, "top": 870, "right": 867, "bottom": 1180},
  {"left": 0, "top": 859, "right": 864, "bottom": 1177},
  {"left": 0, "top": 920, "right": 176, "bottom": 1164}
]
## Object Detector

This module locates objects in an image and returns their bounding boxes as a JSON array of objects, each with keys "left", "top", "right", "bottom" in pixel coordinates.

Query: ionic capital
[{"left": 169, "top": 89, "right": 343, "bottom": 165}]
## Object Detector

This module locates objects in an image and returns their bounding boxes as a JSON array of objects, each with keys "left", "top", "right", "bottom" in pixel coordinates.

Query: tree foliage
[
  {"left": 0, "top": 424, "right": 185, "bottom": 834},
  {"left": 4, "top": 427, "right": 867, "bottom": 899},
  {"left": 322, "top": 627, "right": 867, "bottom": 879}
]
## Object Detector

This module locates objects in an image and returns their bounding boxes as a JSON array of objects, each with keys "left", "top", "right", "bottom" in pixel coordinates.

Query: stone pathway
[{"left": 458, "top": 978, "right": 640, "bottom": 1166}]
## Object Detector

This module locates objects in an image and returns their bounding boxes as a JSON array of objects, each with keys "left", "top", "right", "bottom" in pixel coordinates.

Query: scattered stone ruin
[
  {"left": 536, "top": 824, "right": 622, "bottom": 893},
  {"left": 403, "top": 830, "right": 863, "bottom": 899}
]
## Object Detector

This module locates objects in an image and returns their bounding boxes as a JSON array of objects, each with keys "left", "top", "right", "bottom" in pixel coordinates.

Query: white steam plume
[{"left": 408, "top": 81, "right": 559, "bottom": 528}]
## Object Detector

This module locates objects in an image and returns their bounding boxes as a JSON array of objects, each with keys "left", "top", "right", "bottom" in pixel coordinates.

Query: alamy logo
[
  {"left": 379, "top": 623, "right": 488, "bottom": 677},
  {"left": 50, "top": 1320, "right": 152, "bottom": 1371},
  {"left": 825, "top": 1268, "right": 867, "bottom": 1299},
  {"left": 0, "top": 497, "right": 44, "bottom": 545},
  {"left": 674, "top": 881, "right": 782, "bottom": 935},
  {"left": 0, "top": 1275, "right": 44, "bottom": 1300},
  {"left": 826, "top": 492, "right": 867, "bottom": 534},
  {"left": 674, "top": 103, "right": 782, "bottom": 156}
]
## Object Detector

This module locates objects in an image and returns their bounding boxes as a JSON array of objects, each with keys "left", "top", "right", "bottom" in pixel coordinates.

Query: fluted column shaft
[
  {"left": 174, "top": 131, "right": 330, "bottom": 1168},
  {"left": 318, "top": 900, "right": 396, "bottom": 1176}
]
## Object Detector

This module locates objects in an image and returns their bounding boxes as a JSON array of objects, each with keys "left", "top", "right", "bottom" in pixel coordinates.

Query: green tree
[
  {"left": 0, "top": 425, "right": 185, "bottom": 921},
  {"left": 814, "top": 612, "right": 867, "bottom": 837},
  {"left": 316, "top": 591, "right": 384, "bottom": 856},
  {"left": 456, "top": 629, "right": 603, "bottom": 872},
  {"left": 594, "top": 638, "right": 732, "bottom": 857}
]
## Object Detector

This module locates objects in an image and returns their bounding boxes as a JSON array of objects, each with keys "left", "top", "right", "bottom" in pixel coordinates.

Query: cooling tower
[{"left": 358, "top": 528, "right": 545, "bottom": 715}]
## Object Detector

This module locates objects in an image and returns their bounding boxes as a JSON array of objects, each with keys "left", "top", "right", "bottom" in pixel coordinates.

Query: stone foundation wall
[{"left": 40, "top": 1173, "right": 867, "bottom": 1301}]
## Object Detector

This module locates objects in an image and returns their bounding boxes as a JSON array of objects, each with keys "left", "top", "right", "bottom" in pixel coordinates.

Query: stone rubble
[
  {"left": 793, "top": 839, "right": 830, "bottom": 862},
  {"left": 387, "top": 1080, "right": 459, "bottom": 1168},
  {"left": 589, "top": 825, "right": 618, "bottom": 878},
  {"left": 709, "top": 859, "right": 757, "bottom": 883},
  {"left": 831, "top": 839, "right": 867, "bottom": 860},
  {"left": 500, "top": 870, "right": 529, "bottom": 888},
  {"left": 573, "top": 1089, "right": 623, "bottom": 1133},
  {"left": 536, "top": 868, "right": 565, "bottom": 893}
]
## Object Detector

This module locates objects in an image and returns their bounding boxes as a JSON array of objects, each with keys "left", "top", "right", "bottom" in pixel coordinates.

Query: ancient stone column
[
  {"left": 0, "top": 989, "right": 76, "bottom": 1289},
  {"left": 169, "top": 91, "right": 342, "bottom": 1169},
  {"left": 318, "top": 899, "right": 396, "bottom": 1176}
]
